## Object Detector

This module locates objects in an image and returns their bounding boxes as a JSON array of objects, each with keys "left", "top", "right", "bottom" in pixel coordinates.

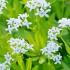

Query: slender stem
[{"left": 26, "top": 58, "right": 32, "bottom": 70}]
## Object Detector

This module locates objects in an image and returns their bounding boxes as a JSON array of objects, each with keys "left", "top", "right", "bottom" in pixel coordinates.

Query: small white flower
[
  {"left": 52, "top": 54, "right": 62, "bottom": 64},
  {"left": 48, "top": 27, "right": 61, "bottom": 40},
  {"left": 18, "top": 39, "right": 26, "bottom": 46},
  {"left": 41, "top": 47, "right": 47, "bottom": 55},
  {"left": 22, "top": 19, "right": 32, "bottom": 28},
  {"left": 0, "top": 63, "right": 10, "bottom": 70},
  {"left": 8, "top": 38, "right": 26, "bottom": 47},
  {"left": 26, "top": 0, "right": 51, "bottom": 17},
  {"left": 6, "top": 25, "right": 13, "bottom": 34},
  {"left": 0, "top": 0, "right": 7, "bottom": 14},
  {"left": 26, "top": 43, "right": 33, "bottom": 50},
  {"left": 18, "top": 13, "right": 28, "bottom": 19},
  {"left": 6, "top": 13, "right": 32, "bottom": 33},
  {"left": 8, "top": 38, "right": 17, "bottom": 45},
  {"left": 13, "top": 47, "right": 21, "bottom": 54},
  {"left": 35, "top": 8, "right": 50, "bottom": 17},
  {"left": 4, "top": 53, "right": 13, "bottom": 65},
  {"left": 6, "top": 18, "right": 22, "bottom": 33},
  {"left": 0, "top": 63, "right": 6, "bottom": 70},
  {"left": 41, "top": 41, "right": 60, "bottom": 55},
  {"left": 41, "top": 41, "right": 62, "bottom": 64},
  {"left": 8, "top": 38, "right": 33, "bottom": 54},
  {"left": 12, "top": 47, "right": 28, "bottom": 54},
  {"left": 58, "top": 18, "right": 70, "bottom": 28},
  {"left": 47, "top": 41, "right": 60, "bottom": 52},
  {"left": 26, "top": 0, "right": 37, "bottom": 11}
]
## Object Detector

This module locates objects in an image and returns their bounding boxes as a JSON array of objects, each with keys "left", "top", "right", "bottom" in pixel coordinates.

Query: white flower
[
  {"left": 26, "top": 0, "right": 37, "bottom": 11},
  {"left": 48, "top": 27, "right": 61, "bottom": 40},
  {"left": 26, "top": 43, "right": 33, "bottom": 50},
  {"left": 4, "top": 53, "right": 13, "bottom": 65},
  {"left": 0, "top": 63, "right": 10, "bottom": 70},
  {"left": 41, "top": 47, "right": 46, "bottom": 55},
  {"left": 8, "top": 38, "right": 33, "bottom": 54},
  {"left": 58, "top": 18, "right": 70, "bottom": 28},
  {"left": 52, "top": 54, "right": 62, "bottom": 64},
  {"left": 0, "top": 0, "right": 7, "bottom": 14},
  {"left": 41, "top": 41, "right": 60, "bottom": 55},
  {"left": 6, "top": 18, "right": 22, "bottom": 33},
  {"left": 6, "top": 25, "right": 13, "bottom": 34},
  {"left": 35, "top": 8, "right": 51, "bottom": 17},
  {"left": 18, "top": 39, "right": 26, "bottom": 46},
  {"left": 26, "top": 0, "right": 51, "bottom": 17},
  {"left": 47, "top": 41, "right": 60, "bottom": 53},
  {"left": 18, "top": 13, "right": 28, "bottom": 19},
  {"left": 22, "top": 19, "right": 32, "bottom": 28},
  {"left": 0, "top": 63, "right": 6, "bottom": 70},
  {"left": 6, "top": 13, "right": 32, "bottom": 33},
  {"left": 41, "top": 41, "right": 62, "bottom": 64},
  {"left": 19, "top": 48, "right": 28, "bottom": 54},
  {"left": 8, "top": 38, "right": 26, "bottom": 47},
  {"left": 12, "top": 47, "right": 28, "bottom": 54}
]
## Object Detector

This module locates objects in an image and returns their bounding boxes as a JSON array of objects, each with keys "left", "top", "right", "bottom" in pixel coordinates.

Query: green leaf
[
  {"left": 62, "top": 62, "right": 70, "bottom": 70},
  {"left": 60, "top": 28, "right": 70, "bottom": 55}
]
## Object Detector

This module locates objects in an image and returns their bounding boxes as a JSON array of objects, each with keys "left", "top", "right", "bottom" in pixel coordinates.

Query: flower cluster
[
  {"left": 0, "top": 53, "right": 13, "bottom": 70},
  {"left": 41, "top": 27, "right": 62, "bottom": 64},
  {"left": 0, "top": 0, "right": 7, "bottom": 14},
  {"left": 48, "top": 18, "right": 70, "bottom": 41},
  {"left": 41, "top": 41, "right": 62, "bottom": 64},
  {"left": 41, "top": 18, "right": 70, "bottom": 64},
  {"left": 48, "top": 27, "right": 61, "bottom": 40},
  {"left": 6, "top": 13, "right": 32, "bottom": 33},
  {"left": 8, "top": 38, "right": 33, "bottom": 54},
  {"left": 58, "top": 18, "right": 70, "bottom": 28},
  {"left": 26, "top": 0, "right": 51, "bottom": 17},
  {"left": 4, "top": 53, "right": 14, "bottom": 65}
]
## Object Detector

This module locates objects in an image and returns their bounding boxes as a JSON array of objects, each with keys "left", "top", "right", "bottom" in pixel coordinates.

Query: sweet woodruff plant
[{"left": 0, "top": 0, "right": 70, "bottom": 70}]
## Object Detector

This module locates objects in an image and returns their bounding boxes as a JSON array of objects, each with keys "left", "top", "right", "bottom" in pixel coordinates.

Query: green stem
[
  {"left": 26, "top": 58, "right": 32, "bottom": 70},
  {"left": 17, "top": 54, "right": 25, "bottom": 70}
]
